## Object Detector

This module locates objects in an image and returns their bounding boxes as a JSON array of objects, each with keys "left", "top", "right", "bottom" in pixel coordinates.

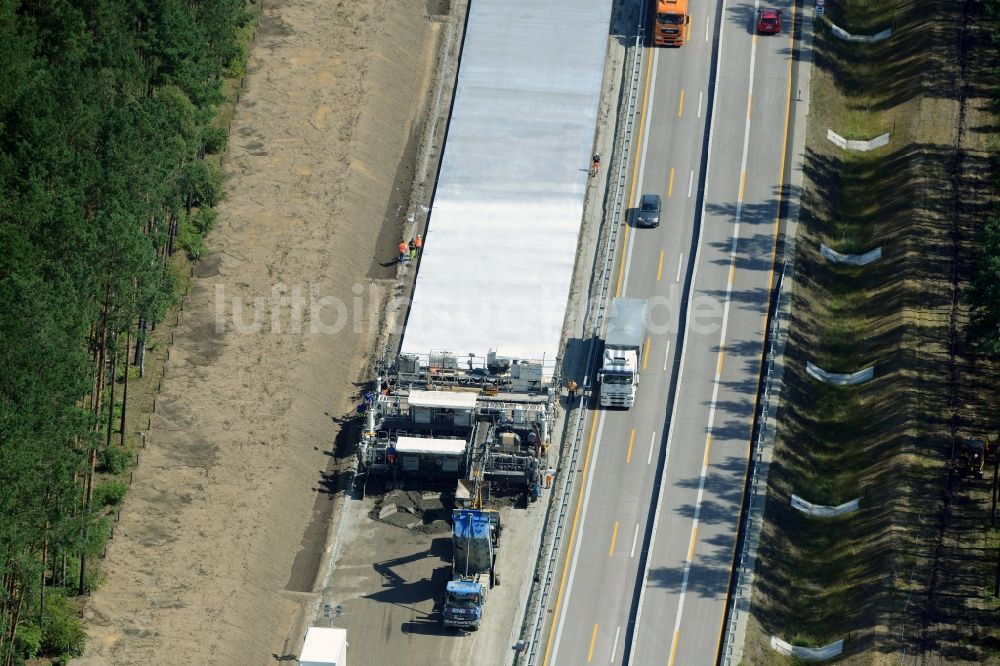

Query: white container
[{"left": 300, "top": 627, "right": 347, "bottom": 666}]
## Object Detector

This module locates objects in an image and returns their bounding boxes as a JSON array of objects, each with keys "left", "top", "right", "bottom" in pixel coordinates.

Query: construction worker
[
  {"left": 408, "top": 238, "right": 417, "bottom": 260},
  {"left": 544, "top": 467, "right": 555, "bottom": 488},
  {"left": 415, "top": 234, "right": 423, "bottom": 253},
  {"left": 591, "top": 154, "right": 601, "bottom": 175},
  {"left": 398, "top": 241, "right": 408, "bottom": 263},
  {"left": 566, "top": 379, "right": 578, "bottom": 401}
]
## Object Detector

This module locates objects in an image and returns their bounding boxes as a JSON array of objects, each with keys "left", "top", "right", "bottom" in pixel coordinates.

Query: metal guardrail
[
  {"left": 519, "top": 20, "right": 649, "bottom": 666},
  {"left": 719, "top": 264, "right": 786, "bottom": 666}
]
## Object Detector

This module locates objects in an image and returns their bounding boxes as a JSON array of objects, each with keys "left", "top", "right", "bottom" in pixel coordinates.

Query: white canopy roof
[
  {"left": 400, "top": 0, "right": 613, "bottom": 370},
  {"left": 395, "top": 437, "right": 467, "bottom": 455},
  {"left": 407, "top": 389, "right": 479, "bottom": 410}
]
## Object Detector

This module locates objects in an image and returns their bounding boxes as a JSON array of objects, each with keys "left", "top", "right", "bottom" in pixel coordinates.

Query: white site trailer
[
  {"left": 393, "top": 436, "right": 468, "bottom": 477},
  {"left": 299, "top": 626, "right": 347, "bottom": 666}
]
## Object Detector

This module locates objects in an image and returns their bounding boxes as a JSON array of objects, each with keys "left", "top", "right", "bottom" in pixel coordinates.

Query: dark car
[
  {"left": 757, "top": 8, "right": 782, "bottom": 34},
  {"left": 636, "top": 194, "right": 661, "bottom": 227}
]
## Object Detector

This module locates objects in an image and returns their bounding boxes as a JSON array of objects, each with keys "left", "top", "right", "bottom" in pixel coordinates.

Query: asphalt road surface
[{"left": 540, "top": 0, "right": 799, "bottom": 663}]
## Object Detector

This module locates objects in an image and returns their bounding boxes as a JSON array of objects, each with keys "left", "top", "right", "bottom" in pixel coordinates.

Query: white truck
[{"left": 599, "top": 298, "right": 648, "bottom": 408}]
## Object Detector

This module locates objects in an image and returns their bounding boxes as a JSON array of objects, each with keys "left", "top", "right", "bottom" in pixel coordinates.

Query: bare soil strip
[{"left": 80, "top": 1, "right": 446, "bottom": 663}]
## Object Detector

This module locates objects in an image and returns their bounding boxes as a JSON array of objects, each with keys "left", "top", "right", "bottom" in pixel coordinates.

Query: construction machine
[
  {"left": 952, "top": 437, "right": 991, "bottom": 479},
  {"left": 442, "top": 509, "right": 501, "bottom": 630},
  {"left": 356, "top": 353, "right": 551, "bottom": 631}
]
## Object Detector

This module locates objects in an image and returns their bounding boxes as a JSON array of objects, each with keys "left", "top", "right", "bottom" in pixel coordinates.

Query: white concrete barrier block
[
  {"left": 806, "top": 361, "right": 874, "bottom": 385},
  {"left": 826, "top": 129, "right": 848, "bottom": 149},
  {"left": 791, "top": 494, "right": 861, "bottom": 516},
  {"left": 820, "top": 243, "right": 882, "bottom": 265},
  {"left": 771, "top": 636, "right": 845, "bottom": 660},
  {"left": 845, "top": 132, "right": 890, "bottom": 151},
  {"left": 829, "top": 23, "right": 851, "bottom": 40},
  {"left": 827, "top": 20, "right": 893, "bottom": 42},
  {"left": 826, "top": 129, "right": 891, "bottom": 153},
  {"left": 829, "top": 130, "right": 891, "bottom": 152}
]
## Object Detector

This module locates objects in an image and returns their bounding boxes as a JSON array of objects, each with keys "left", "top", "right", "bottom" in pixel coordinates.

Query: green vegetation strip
[{"left": 0, "top": 1, "right": 260, "bottom": 662}]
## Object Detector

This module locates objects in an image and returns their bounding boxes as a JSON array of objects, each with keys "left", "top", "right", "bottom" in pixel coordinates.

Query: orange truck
[{"left": 653, "top": 0, "right": 690, "bottom": 46}]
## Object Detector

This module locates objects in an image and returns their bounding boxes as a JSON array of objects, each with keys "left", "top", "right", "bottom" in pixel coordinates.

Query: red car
[{"left": 757, "top": 8, "right": 782, "bottom": 34}]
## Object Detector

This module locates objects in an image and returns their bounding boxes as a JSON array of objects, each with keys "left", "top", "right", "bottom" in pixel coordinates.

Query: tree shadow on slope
[
  {"left": 745, "top": 122, "right": 964, "bottom": 659},
  {"left": 811, "top": 0, "right": 978, "bottom": 111}
]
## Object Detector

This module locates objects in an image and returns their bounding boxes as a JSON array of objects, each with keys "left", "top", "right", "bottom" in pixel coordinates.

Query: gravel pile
[{"left": 369, "top": 489, "right": 454, "bottom": 533}]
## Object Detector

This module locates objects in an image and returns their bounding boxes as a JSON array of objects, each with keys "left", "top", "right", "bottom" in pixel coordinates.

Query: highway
[{"left": 540, "top": 0, "right": 798, "bottom": 663}]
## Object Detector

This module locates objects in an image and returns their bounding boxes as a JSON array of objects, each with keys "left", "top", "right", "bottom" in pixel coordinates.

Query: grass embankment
[{"left": 744, "top": 0, "right": 1000, "bottom": 661}]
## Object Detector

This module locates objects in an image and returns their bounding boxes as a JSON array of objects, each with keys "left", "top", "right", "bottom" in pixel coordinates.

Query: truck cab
[
  {"left": 600, "top": 351, "right": 639, "bottom": 408},
  {"left": 599, "top": 298, "right": 648, "bottom": 409},
  {"left": 443, "top": 579, "right": 486, "bottom": 629},
  {"left": 653, "top": 0, "right": 690, "bottom": 47}
]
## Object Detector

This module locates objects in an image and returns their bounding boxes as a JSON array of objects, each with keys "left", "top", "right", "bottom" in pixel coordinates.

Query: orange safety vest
[
  {"left": 415, "top": 235, "right": 423, "bottom": 248},
  {"left": 398, "top": 242, "right": 408, "bottom": 254}
]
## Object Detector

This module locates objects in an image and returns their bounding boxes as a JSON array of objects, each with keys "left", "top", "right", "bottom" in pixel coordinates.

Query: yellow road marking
[
  {"left": 615, "top": 230, "right": 632, "bottom": 300},
  {"left": 688, "top": 525, "right": 698, "bottom": 561},
  {"left": 657, "top": 250, "right": 665, "bottom": 281},
  {"left": 739, "top": 170, "right": 746, "bottom": 201},
  {"left": 642, "top": 336, "right": 651, "bottom": 369},
  {"left": 716, "top": 350, "right": 725, "bottom": 376},
  {"left": 668, "top": 167, "right": 675, "bottom": 197},
  {"left": 543, "top": 412, "right": 600, "bottom": 665},
  {"left": 715, "top": 1, "right": 799, "bottom": 655},
  {"left": 626, "top": 428, "right": 636, "bottom": 463},
  {"left": 677, "top": 89, "right": 685, "bottom": 117},
  {"left": 668, "top": 629, "right": 681, "bottom": 666},
  {"left": 728, "top": 261, "right": 736, "bottom": 286},
  {"left": 704, "top": 434, "right": 712, "bottom": 467},
  {"left": 609, "top": 522, "right": 620, "bottom": 557},
  {"left": 588, "top": 624, "right": 599, "bottom": 662},
  {"left": 748, "top": 93, "right": 753, "bottom": 119},
  {"left": 615, "top": 232, "right": 632, "bottom": 301},
  {"left": 615, "top": 52, "right": 655, "bottom": 297}
]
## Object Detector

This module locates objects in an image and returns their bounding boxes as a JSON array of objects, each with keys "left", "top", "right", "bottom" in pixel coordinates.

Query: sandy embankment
[{"left": 81, "top": 1, "right": 444, "bottom": 663}]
